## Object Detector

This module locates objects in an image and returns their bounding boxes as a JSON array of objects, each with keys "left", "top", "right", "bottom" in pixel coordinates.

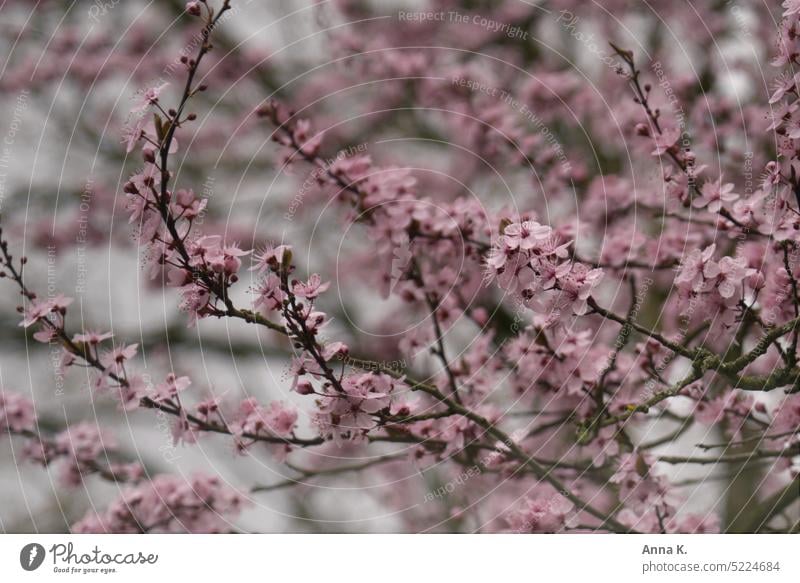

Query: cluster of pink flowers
[
  {"left": 26, "top": 422, "right": 144, "bottom": 487},
  {"left": 125, "top": 170, "right": 248, "bottom": 326},
  {"left": 611, "top": 452, "right": 680, "bottom": 516},
  {"left": 230, "top": 398, "right": 298, "bottom": 459},
  {"left": 312, "top": 373, "right": 397, "bottom": 444},
  {"left": 611, "top": 452, "right": 720, "bottom": 534},
  {"left": 505, "top": 325, "right": 601, "bottom": 400},
  {"left": 1, "top": 389, "right": 142, "bottom": 487},
  {"left": 506, "top": 493, "right": 575, "bottom": 533},
  {"left": 675, "top": 244, "right": 757, "bottom": 332},
  {"left": 73, "top": 474, "right": 246, "bottom": 533},
  {"left": 487, "top": 219, "right": 602, "bottom": 317}
]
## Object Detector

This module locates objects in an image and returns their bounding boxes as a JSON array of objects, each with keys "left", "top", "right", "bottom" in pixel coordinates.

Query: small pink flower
[
  {"left": 131, "top": 83, "right": 168, "bottom": 114},
  {"left": 263, "top": 401, "right": 298, "bottom": 436},
  {"left": 186, "top": 1, "right": 202, "bottom": 16},
  {"left": 769, "top": 73, "right": 798, "bottom": 104},
  {"left": 503, "top": 220, "right": 551, "bottom": 251},
  {"left": 19, "top": 301, "right": 54, "bottom": 328},
  {"left": 118, "top": 376, "right": 147, "bottom": 411},
  {"left": 650, "top": 127, "right": 680, "bottom": 156},
  {"left": 320, "top": 341, "right": 348, "bottom": 360},
  {"left": 122, "top": 115, "right": 148, "bottom": 153},
  {"left": 292, "top": 273, "right": 330, "bottom": 299},
  {"left": 253, "top": 273, "right": 285, "bottom": 313},
  {"left": 251, "top": 244, "right": 292, "bottom": 273},
  {"left": 152, "top": 373, "right": 191, "bottom": 402},
  {"left": 694, "top": 180, "right": 738, "bottom": 213},
  {"left": 49, "top": 294, "right": 74, "bottom": 312},
  {"left": 0, "top": 390, "right": 36, "bottom": 433},
  {"left": 100, "top": 344, "right": 139, "bottom": 376}
]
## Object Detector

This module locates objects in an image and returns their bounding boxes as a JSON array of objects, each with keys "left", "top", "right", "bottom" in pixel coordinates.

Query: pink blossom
[
  {"left": 100, "top": 343, "right": 139, "bottom": 377},
  {"left": 19, "top": 301, "right": 54, "bottom": 328},
  {"left": 503, "top": 220, "right": 552, "bottom": 251},
  {"left": 73, "top": 474, "right": 245, "bottom": 533},
  {"left": 152, "top": 373, "right": 191, "bottom": 402},
  {"left": 506, "top": 494, "right": 575, "bottom": 533},
  {"left": 314, "top": 373, "right": 396, "bottom": 443},
  {"left": 694, "top": 180, "right": 739, "bottom": 213},
  {"left": 263, "top": 401, "right": 298, "bottom": 436},
  {"left": 118, "top": 376, "right": 147, "bottom": 411},
  {"left": 675, "top": 244, "right": 717, "bottom": 292},
  {"left": 253, "top": 273, "right": 285, "bottom": 313},
  {"left": 0, "top": 390, "right": 36, "bottom": 433},
  {"left": 250, "top": 244, "right": 292, "bottom": 273},
  {"left": 650, "top": 127, "right": 681, "bottom": 156},
  {"left": 292, "top": 273, "right": 330, "bottom": 299},
  {"left": 131, "top": 82, "right": 168, "bottom": 114}
]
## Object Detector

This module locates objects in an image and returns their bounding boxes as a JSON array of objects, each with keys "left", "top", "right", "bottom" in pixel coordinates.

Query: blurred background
[{"left": 0, "top": 0, "right": 792, "bottom": 532}]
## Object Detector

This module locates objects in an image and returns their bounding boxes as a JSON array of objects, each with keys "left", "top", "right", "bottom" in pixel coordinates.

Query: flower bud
[{"left": 295, "top": 380, "right": 314, "bottom": 395}]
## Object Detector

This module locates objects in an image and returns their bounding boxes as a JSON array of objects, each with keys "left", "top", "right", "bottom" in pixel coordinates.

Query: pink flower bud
[{"left": 295, "top": 380, "right": 314, "bottom": 395}]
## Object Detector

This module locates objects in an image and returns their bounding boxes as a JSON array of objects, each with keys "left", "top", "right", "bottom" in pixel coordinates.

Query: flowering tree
[{"left": 0, "top": 0, "right": 798, "bottom": 533}]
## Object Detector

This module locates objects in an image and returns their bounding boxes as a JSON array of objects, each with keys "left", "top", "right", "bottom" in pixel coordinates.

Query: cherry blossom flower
[
  {"left": 253, "top": 273, "right": 285, "bottom": 314},
  {"left": 250, "top": 244, "right": 292, "bottom": 273},
  {"left": 0, "top": 390, "right": 36, "bottom": 433},
  {"left": 675, "top": 244, "right": 718, "bottom": 292},
  {"left": 611, "top": 452, "right": 681, "bottom": 515},
  {"left": 313, "top": 373, "right": 396, "bottom": 443},
  {"left": 694, "top": 179, "right": 739, "bottom": 213},
  {"left": 292, "top": 273, "right": 330, "bottom": 299},
  {"left": 19, "top": 301, "right": 54, "bottom": 328},
  {"left": 506, "top": 494, "right": 575, "bottom": 533},
  {"left": 151, "top": 373, "right": 192, "bottom": 403},
  {"left": 100, "top": 344, "right": 139, "bottom": 377},
  {"left": 131, "top": 82, "right": 168, "bottom": 114},
  {"left": 503, "top": 220, "right": 552, "bottom": 251},
  {"left": 73, "top": 474, "right": 245, "bottom": 533},
  {"left": 650, "top": 127, "right": 681, "bottom": 156}
]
